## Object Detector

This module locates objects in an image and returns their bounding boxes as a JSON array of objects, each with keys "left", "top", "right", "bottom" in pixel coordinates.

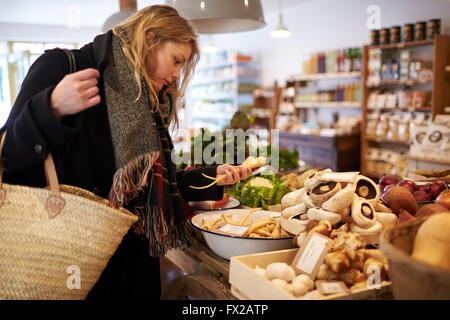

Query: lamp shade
[
  {"left": 165, "top": 0, "right": 266, "bottom": 34},
  {"left": 102, "top": 10, "right": 136, "bottom": 32}
]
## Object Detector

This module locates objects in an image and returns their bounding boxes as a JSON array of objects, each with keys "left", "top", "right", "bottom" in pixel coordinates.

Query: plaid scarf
[{"left": 104, "top": 33, "right": 190, "bottom": 257}]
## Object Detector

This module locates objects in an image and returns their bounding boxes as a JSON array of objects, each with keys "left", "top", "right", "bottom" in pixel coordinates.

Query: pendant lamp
[
  {"left": 271, "top": 0, "right": 291, "bottom": 38},
  {"left": 165, "top": 0, "right": 266, "bottom": 34},
  {"left": 102, "top": 0, "right": 137, "bottom": 32}
]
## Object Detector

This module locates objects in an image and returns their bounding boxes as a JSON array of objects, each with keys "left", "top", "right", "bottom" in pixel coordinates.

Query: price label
[
  {"left": 316, "top": 281, "right": 349, "bottom": 295},
  {"left": 320, "top": 171, "right": 360, "bottom": 183},
  {"left": 219, "top": 224, "right": 249, "bottom": 236},
  {"left": 291, "top": 231, "right": 332, "bottom": 279}
]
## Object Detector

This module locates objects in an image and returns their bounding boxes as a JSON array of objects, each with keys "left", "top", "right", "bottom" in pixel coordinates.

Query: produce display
[
  {"left": 177, "top": 111, "right": 300, "bottom": 171},
  {"left": 191, "top": 161, "right": 449, "bottom": 300},
  {"left": 379, "top": 174, "right": 447, "bottom": 203},
  {"left": 227, "top": 174, "right": 292, "bottom": 210},
  {"left": 199, "top": 208, "right": 291, "bottom": 238},
  {"left": 279, "top": 169, "right": 397, "bottom": 245},
  {"left": 250, "top": 223, "right": 389, "bottom": 298}
]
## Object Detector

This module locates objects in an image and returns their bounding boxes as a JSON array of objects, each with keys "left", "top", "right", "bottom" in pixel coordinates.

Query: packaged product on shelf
[
  {"left": 412, "top": 91, "right": 429, "bottom": 108},
  {"left": 366, "top": 113, "right": 379, "bottom": 137},
  {"left": 386, "top": 114, "right": 400, "bottom": 140},
  {"left": 375, "top": 115, "right": 389, "bottom": 139},
  {"left": 418, "top": 69, "right": 433, "bottom": 83},
  {"left": 376, "top": 93, "right": 388, "bottom": 108},
  {"left": 367, "top": 91, "right": 379, "bottom": 109},
  {"left": 400, "top": 50, "right": 411, "bottom": 80},
  {"left": 385, "top": 92, "right": 397, "bottom": 108},
  {"left": 409, "top": 113, "right": 426, "bottom": 144},
  {"left": 397, "top": 90, "right": 412, "bottom": 108},
  {"left": 410, "top": 122, "right": 450, "bottom": 162},
  {"left": 409, "top": 60, "right": 431, "bottom": 80},
  {"left": 398, "top": 113, "right": 412, "bottom": 142},
  {"left": 365, "top": 148, "right": 379, "bottom": 173},
  {"left": 392, "top": 154, "right": 410, "bottom": 177}
]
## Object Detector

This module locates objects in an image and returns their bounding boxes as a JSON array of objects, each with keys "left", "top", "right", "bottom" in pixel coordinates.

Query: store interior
[{"left": 1, "top": 0, "right": 450, "bottom": 301}]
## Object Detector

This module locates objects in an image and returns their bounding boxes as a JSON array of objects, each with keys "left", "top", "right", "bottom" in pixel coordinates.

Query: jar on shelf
[
  {"left": 427, "top": 19, "right": 441, "bottom": 39},
  {"left": 380, "top": 28, "right": 391, "bottom": 45},
  {"left": 414, "top": 21, "right": 427, "bottom": 41},
  {"left": 371, "top": 29, "right": 380, "bottom": 46},
  {"left": 403, "top": 24, "right": 414, "bottom": 42},
  {"left": 390, "top": 26, "right": 401, "bottom": 43}
]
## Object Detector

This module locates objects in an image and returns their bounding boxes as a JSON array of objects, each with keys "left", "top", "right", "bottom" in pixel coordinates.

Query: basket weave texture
[
  {"left": 379, "top": 218, "right": 450, "bottom": 300},
  {"left": 0, "top": 182, "right": 138, "bottom": 300}
]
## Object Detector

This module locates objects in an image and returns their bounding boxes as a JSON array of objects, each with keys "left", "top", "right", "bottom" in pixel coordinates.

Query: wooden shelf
[
  {"left": 365, "top": 137, "right": 410, "bottom": 145},
  {"left": 294, "top": 71, "right": 361, "bottom": 81},
  {"left": 407, "top": 155, "right": 450, "bottom": 165},
  {"left": 295, "top": 101, "right": 361, "bottom": 108},
  {"left": 367, "top": 106, "right": 432, "bottom": 112},
  {"left": 367, "top": 79, "right": 432, "bottom": 87},
  {"left": 361, "top": 35, "right": 450, "bottom": 177},
  {"left": 367, "top": 39, "right": 435, "bottom": 50}
]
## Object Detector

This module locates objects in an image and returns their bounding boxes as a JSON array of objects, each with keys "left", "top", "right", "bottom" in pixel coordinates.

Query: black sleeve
[
  {"left": 0, "top": 49, "right": 82, "bottom": 174},
  {"left": 176, "top": 165, "right": 224, "bottom": 202}
]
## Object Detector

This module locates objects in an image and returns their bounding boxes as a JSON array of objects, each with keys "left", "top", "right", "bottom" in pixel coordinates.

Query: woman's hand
[
  {"left": 216, "top": 164, "right": 252, "bottom": 186},
  {"left": 50, "top": 68, "right": 101, "bottom": 121}
]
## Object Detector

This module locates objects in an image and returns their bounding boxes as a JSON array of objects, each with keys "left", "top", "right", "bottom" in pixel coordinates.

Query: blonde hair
[{"left": 112, "top": 5, "right": 199, "bottom": 126}]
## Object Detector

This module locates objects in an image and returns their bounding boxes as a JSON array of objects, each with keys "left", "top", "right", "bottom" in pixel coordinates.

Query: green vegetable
[{"left": 227, "top": 174, "right": 291, "bottom": 210}]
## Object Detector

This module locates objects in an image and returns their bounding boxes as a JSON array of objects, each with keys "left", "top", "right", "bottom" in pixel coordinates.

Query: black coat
[{"left": 0, "top": 30, "right": 223, "bottom": 203}]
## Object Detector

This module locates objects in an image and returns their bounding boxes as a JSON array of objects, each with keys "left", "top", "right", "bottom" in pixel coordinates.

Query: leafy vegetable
[{"left": 227, "top": 174, "right": 291, "bottom": 210}]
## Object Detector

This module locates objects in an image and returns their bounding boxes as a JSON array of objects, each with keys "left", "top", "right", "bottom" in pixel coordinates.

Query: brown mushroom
[
  {"left": 354, "top": 175, "right": 380, "bottom": 204},
  {"left": 310, "top": 181, "right": 342, "bottom": 206},
  {"left": 351, "top": 198, "right": 377, "bottom": 228}
]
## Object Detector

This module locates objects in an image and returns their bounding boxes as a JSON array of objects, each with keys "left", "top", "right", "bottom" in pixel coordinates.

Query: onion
[
  {"left": 379, "top": 174, "right": 400, "bottom": 193},
  {"left": 397, "top": 179, "right": 417, "bottom": 193},
  {"left": 436, "top": 189, "right": 450, "bottom": 210}
]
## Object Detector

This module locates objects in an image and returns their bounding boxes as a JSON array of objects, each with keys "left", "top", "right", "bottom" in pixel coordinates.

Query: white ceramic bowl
[{"left": 191, "top": 209, "right": 295, "bottom": 260}]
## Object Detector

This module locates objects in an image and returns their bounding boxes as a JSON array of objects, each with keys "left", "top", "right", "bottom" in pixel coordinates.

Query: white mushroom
[
  {"left": 374, "top": 212, "right": 398, "bottom": 229},
  {"left": 265, "top": 262, "right": 296, "bottom": 282},
  {"left": 307, "top": 207, "right": 342, "bottom": 226}
]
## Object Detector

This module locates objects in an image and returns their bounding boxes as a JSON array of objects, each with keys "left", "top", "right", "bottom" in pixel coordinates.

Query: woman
[{"left": 0, "top": 5, "right": 251, "bottom": 299}]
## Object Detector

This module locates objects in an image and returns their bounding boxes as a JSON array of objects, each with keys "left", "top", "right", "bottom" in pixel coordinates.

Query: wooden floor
[{"left": 160, "top": 256, "right": 186, "bottom": 297}]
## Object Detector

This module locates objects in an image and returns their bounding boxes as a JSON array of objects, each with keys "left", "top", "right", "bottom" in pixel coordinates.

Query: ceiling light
[
  {"left": 201, "top": 35, "right": 219, "bottom": 54},
  {"left": 102, "top": 0, "right": 137, "bottom": 33},
  {"left": 271, "top": 0, "right": 291, "bottom": 39},
  {"left": 165, "top": 0, "right": 266, "bottom": 34}
]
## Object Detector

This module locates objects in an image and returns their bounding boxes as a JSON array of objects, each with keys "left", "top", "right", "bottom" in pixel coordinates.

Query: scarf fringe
[
  {"left": 108, "top": 152, "right": 160, "bottom": 208},
  {"left": 138, "top": 204, "right": 192, "bottom": 257}
]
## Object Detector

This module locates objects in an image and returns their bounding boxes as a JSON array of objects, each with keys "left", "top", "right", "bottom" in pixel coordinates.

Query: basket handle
[{"left": 0, "top": 130, "right": 66, "bottom": 218}]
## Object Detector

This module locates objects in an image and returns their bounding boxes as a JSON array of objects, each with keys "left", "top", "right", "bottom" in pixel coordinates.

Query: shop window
[{"left": 0, "top": 41, "right": 77, "bottom": 127}]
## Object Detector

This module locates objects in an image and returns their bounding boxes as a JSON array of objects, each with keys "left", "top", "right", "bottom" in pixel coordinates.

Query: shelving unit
[
  {"left": 360, "top": 34, "right": 450, "bottom": 179},
  {"left": 292, "top": 72, "right": 362, "bottom": 111},
  {"left": 187, "top": 54, "right": 260, "bottom": 131}
]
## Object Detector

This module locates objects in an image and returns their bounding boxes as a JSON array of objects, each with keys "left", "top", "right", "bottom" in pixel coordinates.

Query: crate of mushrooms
[{"left": 229, "top": 169, "right": 393, "bottom": 300}]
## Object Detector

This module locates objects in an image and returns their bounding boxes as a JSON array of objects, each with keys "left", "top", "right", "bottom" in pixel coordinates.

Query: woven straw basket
[
  {"left": 0, "top": 132, "right": 138, "bottom": 300},
  {"left": 379, "top": 217, "right": 450, "bottom": 299}
]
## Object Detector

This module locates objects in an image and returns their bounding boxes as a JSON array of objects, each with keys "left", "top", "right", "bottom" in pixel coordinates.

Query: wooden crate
[{"left": 229, "top": 249, "right": 392, "bottom": 300}]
